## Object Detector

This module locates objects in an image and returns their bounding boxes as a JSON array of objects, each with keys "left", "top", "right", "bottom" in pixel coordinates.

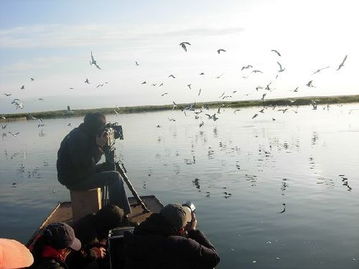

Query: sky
[{"left": 0, "top": 0, "right": 358, "bottom": 113}]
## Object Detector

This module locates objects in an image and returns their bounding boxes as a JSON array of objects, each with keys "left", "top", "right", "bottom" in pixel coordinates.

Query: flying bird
[
  {"left": 271, "top": 49, "right": 281, "bottom": 57},
  {"left": 217, "top": 49, "right": 226, "bottom": 54},
  {"left": 84, "top": 78, "right": 90, "bottom": 84},
  {"left": 198, "top": 89, "right": 202, "bottom": 96},
  {"left": 336, "top": 55, "right": 348, "bottom": 71},
  {"left": 3, "top": 93, "right": 12, "bottom": 97},
  {"left": 179, "top": 42, "right": 191, "bottom": 52},
  {"left": 161, "top": 92, "right": 168, "bottom": 96},
  {"left": 312, "top": 66, "right": 330, "bottom": 75},
  {"left": 241, "top": 65, "right": 253, "bottom": 71},
  {"left": 141, "top": 81, "right": 147, "bottom": 84},
  {"left": 252, "top": 69, "right": 263, "bottom": 74},
  {"left": 135, "top": 61, "right": 139, "bottom": 66},
  {"left": 187, "top": 84, "right": 192, "bottom": 90},
  {"left": 199, "top": 72, "right": 205, "bottom": 75},
  {"left": 306, "top": 80, "right": 315, "bottom": 87},
  {"left": 277, "top": 62, "right": 285, "bottom": 72},
  {"left": 169, "top": 74, "right": 176, "bottom": 79},
  {"left": 261, "top": 93, "right": 267, "bottom": 101},
  {"left": 158, "top": 83, "right": 164, "bottom": 87},
  {"left": 293, "top": 87, "right": 299, "bottom": 92},
  {"left": 216, "top": 73, "right": 224, "bottom": 79},
  {"left": 90, "top": 51, "right": 101, "bottom": 70},
  {"left": 30, "top": 77, "right": 35, "bottom": 81},
  {"left": 20, "top": 85, "right": 25, "bottom": 90},
  {"left": 252, "top": 114, "right": 258, "bottom": 119},
  {"left": 8, "top": 131, "right": 20, "bottom": 137}
]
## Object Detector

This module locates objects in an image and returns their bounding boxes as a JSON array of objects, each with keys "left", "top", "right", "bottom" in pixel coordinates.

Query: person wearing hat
[
  {"left": 30, "top": 222, "right": 81, "bottom": 269},
  {"left": 56, "top": 112, "right": 131, "bottom": 215},
  {"left": 0, "top": 238, "right": 34, "bottom": 269},
  {"left": 67, "top": 204, "right": 136, "bottom": 268},
  {"left": 123, "top": 203, "right": 220, "bottom": 269}
]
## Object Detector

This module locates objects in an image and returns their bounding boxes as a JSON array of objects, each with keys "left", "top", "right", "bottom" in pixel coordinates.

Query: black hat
[{"left": 43, "top": 222, "right": 81, "bottom": 251}]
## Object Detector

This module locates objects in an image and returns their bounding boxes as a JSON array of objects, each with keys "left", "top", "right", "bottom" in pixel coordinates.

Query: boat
[{"left": 26, "top": 195, "right": 163, "bottom": 267}]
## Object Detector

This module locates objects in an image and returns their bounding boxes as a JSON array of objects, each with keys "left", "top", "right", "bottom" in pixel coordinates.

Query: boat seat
[{"left": 70, "top": 188, "right": 102, "bottom": 222}]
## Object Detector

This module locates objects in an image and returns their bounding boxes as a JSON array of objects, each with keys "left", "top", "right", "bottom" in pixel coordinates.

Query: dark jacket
[
  {"left": 56, "top": 123, "right": 104, "bottom": 188},
  {"left": 35, "top": 258, "right": 67, "bottom": 269},
  {"left": 123, "top": 213, "right": 220, "bottom": 269}
]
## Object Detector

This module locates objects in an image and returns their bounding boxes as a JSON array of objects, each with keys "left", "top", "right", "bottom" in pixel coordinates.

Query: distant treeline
[{"left": 2, "top": 94, "right": 359, "bottom": 122}]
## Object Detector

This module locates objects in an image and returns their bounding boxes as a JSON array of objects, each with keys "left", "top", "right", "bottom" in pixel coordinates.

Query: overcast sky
[{"left": 0, "top": 0, "right": 358, "bottom": 113}]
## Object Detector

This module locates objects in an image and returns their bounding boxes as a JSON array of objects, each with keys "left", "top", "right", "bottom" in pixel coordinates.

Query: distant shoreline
[{"left": 1, "top": 94, "right": 359, "bottom": 122}]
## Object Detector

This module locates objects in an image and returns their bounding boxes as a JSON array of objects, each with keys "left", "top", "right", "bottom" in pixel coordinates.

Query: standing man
[
  {"left": 57, "top": 112, "right": 131, "bottom": 215},
  {"left": 123, "top": 203, "right": 220, "bottom": 269}
]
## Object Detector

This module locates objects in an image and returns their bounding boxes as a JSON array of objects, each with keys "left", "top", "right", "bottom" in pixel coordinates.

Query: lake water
[{"left": 0, "top": 104, "right": 358, "bottom": 268}]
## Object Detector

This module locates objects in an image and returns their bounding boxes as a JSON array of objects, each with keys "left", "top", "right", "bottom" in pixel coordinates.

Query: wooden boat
[{"left": 27, "top": 195, "right": 163, "bottom": 248}]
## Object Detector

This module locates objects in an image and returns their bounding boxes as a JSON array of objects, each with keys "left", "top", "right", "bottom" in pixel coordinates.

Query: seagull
[
  {"left": 271, "top": 49, "right": 281, "bottom": 57},
  {"left": 38, "top": 98, "right": 44, "bottom": 101},
  {"left": 293, "top": 87, "right": 299, "bottom": 92},
  {"left": 84, "top": 78, "right": 90, "bottom": 84},
  {"left": 1, "top": 124, "right": 6, "bottom": 129},
  {"left": 187, "top": 84, "right": 192, "bottom": 90},
  {"left": 252, "top": 114, "right": 258, "bottom": 119},
  {"left": 38, "top": 118, "right": 45, "bottom": 128},
  {"left": 141, "top": 81, "right": 147, "bottom": 84},
  {"left": 179, "top": 42, "right": 191, "bottom": 52},
  {"left": 241, "top": 65, "right": 253, "bottom": 71},
  {"left": 256, "top": 86, "right": 263, "bottom": 91},
  {"left": 169, "top": 74, "right": 176, "bottom": 79},
  {"left": 217, "top": 49, "right": 226, "bottom": 54},
  {"left": 172, "top": 101, "right": 177, "bottom": 110},
  {"left": 135, "top": 61, "right": 139, "bottom": 66},
  {"left": 261, "top": 93, "right": 267, "bottom": 101},
  {"left": 198, "top": 89, "right": 202, "bottom": 96},
  {"left": 151, "top": 83, "right": 157, "bottom": 86},
  {"left": 161, "top": 92, "right": 168, "bottom": 96},
  {"left": 3, "top": 93, "right": 12, "bottom": 97},
  {"left": 69, "top": 87, "right": 74, "bottom": 90},
  {"left": 20, "top": 85, "right": 25, "bottom": 90},
  {"left": 30, "top": 77, "right": 35, "bottom": 81},
  {"left": 312, "top": 66, "right": 330, "bottom": 75},
  {"left": 216, "top": 73, "right": 224, "bottom": 79},
  {"left": 252, "top": 69, "right": 263, "bottom": 73},
  {"left": 11, "top": 99, "right": 24, "bottom": 109},
  {"left": 279, "top": 203, "right": 286, "bottom": 214},
  {"left": 278, "top": 108, "right": 288, "bottom": 113},
  {"left": 218, "top": 92, "right": 225, "bottom": 98},
  {"left": 158, "top": 83, "right": 163, "bottom": 87},
  {"left": 90, "top": 51, "right": 101, "bottom": 70},
  {"left": 306, "top": 80, "right": 315, "bottom": 87},
  {"left": 336, "top": 55, "right": 348, "bottom": 71},
  {"left": 96, "top": 83, "right": 104, "bottom": 88},
  {"left": 277, "top": 62, "right": 285, "bottom": 72},
  {"left": 8, "top": 131, "right": 20, "bottom": 137},
  {"left": 311, "top": 100, "right": 318, "bottom": 110},
  {"left": 199, "top": 121, "right": 204, "bottom": 128},
  {"left": 265, "top": 82, "right": 272, "bottom": 91},
  {"left": 168, "top": 117, "right": 176, "bottom": 122},
  {"left": 199, "top": 72, "right": 205, "bottom": 75}
]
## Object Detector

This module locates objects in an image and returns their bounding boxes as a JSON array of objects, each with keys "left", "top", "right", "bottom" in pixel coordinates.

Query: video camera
[{"left": 104, "top": 122, "right": 124, "bottom": 147}]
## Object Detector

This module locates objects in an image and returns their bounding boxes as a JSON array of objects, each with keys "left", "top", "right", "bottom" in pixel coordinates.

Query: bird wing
[{"left": 94, "top": 63, "right": 101, "bottom": 70}]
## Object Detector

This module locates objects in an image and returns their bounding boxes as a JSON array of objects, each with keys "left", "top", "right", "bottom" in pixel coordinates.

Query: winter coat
[
  {"left": 122, "top": 213, "right": 220, "bottom": 269},
  {"left": 56, "top": 123, "right": 104, "bottom": 188}
]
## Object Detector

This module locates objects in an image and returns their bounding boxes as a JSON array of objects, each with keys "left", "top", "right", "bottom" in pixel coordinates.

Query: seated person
[
  {"left": 30, "top": 222, "right": 81, "bottom": 269},
  {"left": 123, "top": 203, "right": 220, "bottom": 269},
  {"left": 56, "top": 112, "right": 131, "bottom": 215},
  {"left": 67, "top": 204, "right": 135, "bottom": 268},
  {"left": 0, "top": 238, "right": 34, "bottom": 268}
]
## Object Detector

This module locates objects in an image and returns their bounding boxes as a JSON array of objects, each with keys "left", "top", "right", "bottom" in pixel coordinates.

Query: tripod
[{"left": 103, "top": 143, "right": 150, "bottom": 213}]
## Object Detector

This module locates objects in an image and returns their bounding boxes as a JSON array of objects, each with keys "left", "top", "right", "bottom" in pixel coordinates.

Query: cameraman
[
  {"left": 123, "top": 203, "right": 220, "bottom": 269},
  {"left": 57, "top": 112, "right": 131, "bottom": 215}
]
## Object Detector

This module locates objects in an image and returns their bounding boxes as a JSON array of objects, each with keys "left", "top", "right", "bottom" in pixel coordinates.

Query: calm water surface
[{"left": 0, "top": 104, "right": 358, "bottom": 268}]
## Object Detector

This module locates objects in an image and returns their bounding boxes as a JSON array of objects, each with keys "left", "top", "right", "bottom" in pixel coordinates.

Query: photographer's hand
[{"left": 189, "top": 212, "right": 198, "bottom": 231}]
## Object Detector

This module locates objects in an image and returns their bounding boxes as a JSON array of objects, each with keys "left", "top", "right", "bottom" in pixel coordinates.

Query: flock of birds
[{"left": 0, "top": 43, "right": 353, "bottom": 200}]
